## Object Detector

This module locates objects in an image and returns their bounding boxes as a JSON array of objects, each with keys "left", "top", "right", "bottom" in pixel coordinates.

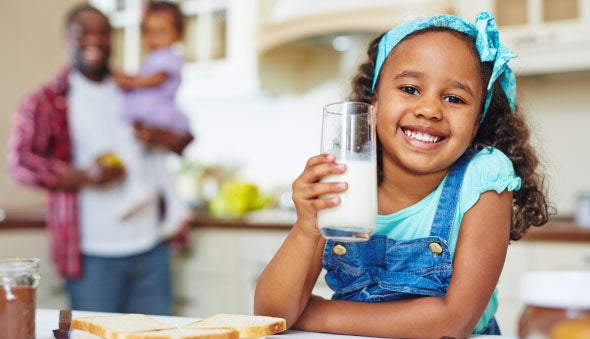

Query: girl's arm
[
  {"left": 254, "top": 225, "right": 325, "bottom": 327},
  {"left": 254, "top": 154, "right": 347, "bottom": 327},
  {"left": 293, "top": 189, "right": 513, "bottom": 338}
]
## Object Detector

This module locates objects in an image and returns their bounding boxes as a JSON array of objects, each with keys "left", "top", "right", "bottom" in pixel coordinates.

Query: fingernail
[{"left": 330, "top": 197, "right": 341, "bottom": 205}]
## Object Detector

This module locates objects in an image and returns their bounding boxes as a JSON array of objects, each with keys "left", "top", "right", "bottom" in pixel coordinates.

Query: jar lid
[
  {"left": 520, "top": 271, "right": 590, "bottom": 309},
  {"left": 0, "top": 258, "right": 39, "bottom": 274}
]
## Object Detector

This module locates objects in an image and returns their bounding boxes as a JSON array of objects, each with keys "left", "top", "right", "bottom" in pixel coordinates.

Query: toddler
[{"left": 113, "top": 1, "right": 190, "bottom": 237}]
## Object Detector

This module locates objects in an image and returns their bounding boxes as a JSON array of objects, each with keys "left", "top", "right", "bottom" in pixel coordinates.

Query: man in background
[{"left": 7, "top": 4, "right": 192, "bottom": 315}]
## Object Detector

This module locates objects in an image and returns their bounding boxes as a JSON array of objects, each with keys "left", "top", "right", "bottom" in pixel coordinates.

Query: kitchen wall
[
  {"left": 518, "top": 71, "right": 590, "bottom": 215},
  {"left": 1, "top": 1, "right": 589, "bottom": 217}
]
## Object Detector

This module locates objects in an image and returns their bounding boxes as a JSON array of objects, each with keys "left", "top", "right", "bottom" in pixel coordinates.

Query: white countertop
[{"left": 36, "top": 308, "right": 515, "bottom": 339}]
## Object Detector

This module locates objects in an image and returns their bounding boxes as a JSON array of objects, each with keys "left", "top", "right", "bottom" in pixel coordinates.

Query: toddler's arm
[{"left": 112, "top": 70, "right": 168, "bottom": 90}]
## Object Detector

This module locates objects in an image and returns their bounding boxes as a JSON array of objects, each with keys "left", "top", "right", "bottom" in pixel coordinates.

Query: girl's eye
[
  {"left": 400, "top": 86, "right": 419, "bottom": 95},
  {"left": 444, "top": 95, "right": 465, "bottom": 104}
]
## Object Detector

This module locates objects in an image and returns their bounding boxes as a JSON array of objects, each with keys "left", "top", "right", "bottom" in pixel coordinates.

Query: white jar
[{"left": 518, "top": 271, "right": 590, "bottom": 338}]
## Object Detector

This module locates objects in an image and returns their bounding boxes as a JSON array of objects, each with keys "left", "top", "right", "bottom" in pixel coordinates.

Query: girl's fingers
[
  {"left": 294, "top": 181, "right": 347, "bottom": 202},
  {"left": 297, "top": 155, "right": 346, "bottom": 185}
]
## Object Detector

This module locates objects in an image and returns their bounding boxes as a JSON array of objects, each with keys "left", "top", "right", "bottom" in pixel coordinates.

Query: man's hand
[
  {"left": 133, "top": 122, "right": 189, "bottom": 154},
  {"left": 84, "top": 152, "right": 126, "bottom": 187}
]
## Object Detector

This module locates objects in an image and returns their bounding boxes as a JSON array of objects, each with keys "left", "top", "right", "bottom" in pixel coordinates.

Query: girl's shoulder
[
  {"left": 459, "top": 147, "right": 521, "bottom": 212},
  {"left": 469, "top": 147, "right": 515, "bottom": 175}
]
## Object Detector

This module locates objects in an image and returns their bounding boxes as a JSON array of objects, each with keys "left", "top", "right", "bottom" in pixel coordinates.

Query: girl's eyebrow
[
  {"left": 393, "top": 70, "right": 423, "bottom": 80},
  {"left": 448, "top": 79, "right": 475, "bottom": 98},
  {"left": 393, "top": 70, "right": 476, "bottom": 98}
]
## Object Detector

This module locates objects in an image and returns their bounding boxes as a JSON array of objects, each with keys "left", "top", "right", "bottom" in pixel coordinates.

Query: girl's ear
[{"left": 371, "top": 92, "right": 378, "bottom": 108}]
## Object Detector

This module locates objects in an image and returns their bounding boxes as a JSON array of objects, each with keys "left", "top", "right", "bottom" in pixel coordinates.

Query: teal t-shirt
[{"left": 374, "top": 147, "right": 521, "bottom": 333}]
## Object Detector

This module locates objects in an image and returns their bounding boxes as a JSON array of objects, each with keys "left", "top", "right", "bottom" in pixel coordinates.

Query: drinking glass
[{"left": 317, "top": 101, "right": 377, "bottom": 241}]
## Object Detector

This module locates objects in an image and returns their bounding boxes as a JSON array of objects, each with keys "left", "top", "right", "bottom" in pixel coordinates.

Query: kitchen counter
[
  {"left": 1, "top": 205, "right": 590, "bottom": 242},
  {"left": 34, "top": 308, "right": 514, "bottom": 338}
]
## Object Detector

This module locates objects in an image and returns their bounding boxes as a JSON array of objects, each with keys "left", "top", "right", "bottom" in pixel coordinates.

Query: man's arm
[
  {"left": 7, "top": 93, "right": 70, "bottom": 190},
  {"left": 7, "top": 92, "right": 125, "bottom": 191}
]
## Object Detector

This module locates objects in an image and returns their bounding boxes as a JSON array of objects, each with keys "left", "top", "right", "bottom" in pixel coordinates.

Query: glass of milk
[{"left": 318, "top": 101, "right": 377, "bottom": 242}]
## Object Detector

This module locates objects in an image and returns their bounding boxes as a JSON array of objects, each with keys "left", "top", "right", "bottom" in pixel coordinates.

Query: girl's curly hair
[{"left": 350, "top": 32, "right": 550, "bottom": 240}]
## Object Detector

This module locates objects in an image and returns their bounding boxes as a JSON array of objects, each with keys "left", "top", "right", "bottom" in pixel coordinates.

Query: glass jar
[
  {"left": 0, "top": 258, "right": 41, "bottom": 339},
  {"left": 518, "top": 271, "right": 590, "bottom": 338}
]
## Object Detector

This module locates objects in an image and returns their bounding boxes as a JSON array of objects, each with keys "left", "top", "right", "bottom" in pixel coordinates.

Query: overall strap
[{"left": 429, "top": 149, "right": 477, "bottom": 241}]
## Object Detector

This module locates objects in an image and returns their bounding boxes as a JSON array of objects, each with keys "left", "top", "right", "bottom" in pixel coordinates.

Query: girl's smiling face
[{"left": 373, "top": 29, "right": 484, "bottom": 177}]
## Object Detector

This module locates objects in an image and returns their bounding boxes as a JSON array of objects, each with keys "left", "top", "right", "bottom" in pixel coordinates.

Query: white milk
[{"left": 317, "top": 160, "right": 377, "bottom": 234}]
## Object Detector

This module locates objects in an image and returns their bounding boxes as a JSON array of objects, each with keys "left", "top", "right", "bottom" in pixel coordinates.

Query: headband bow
[{"left": 371, "top": 12, "right": 517, "bottom": 122}]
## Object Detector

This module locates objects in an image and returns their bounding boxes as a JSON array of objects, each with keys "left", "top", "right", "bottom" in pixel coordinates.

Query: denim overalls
[{"left": 322, "top": 149, "right": 500, "bottom": 335}]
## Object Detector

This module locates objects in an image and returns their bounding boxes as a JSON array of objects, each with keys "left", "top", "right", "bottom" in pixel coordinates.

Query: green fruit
[{"left": 208, "top": 180, "right": 268, "bottom": 216}]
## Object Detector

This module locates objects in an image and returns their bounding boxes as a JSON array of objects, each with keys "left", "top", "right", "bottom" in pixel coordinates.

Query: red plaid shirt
[{"left": 7, "top": 69, "right": 83, "bottom": 278}]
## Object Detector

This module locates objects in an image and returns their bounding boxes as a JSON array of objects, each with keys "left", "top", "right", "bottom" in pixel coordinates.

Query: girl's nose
[{"left": 413, "top": 96, "right": 442, "bottom": 121}]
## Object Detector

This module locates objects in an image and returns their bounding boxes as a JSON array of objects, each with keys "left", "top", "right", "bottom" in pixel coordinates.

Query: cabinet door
[
  {"left": 529, "top": 241, "right": 590, "bottom": 271},
  {"left": 496, "top": 242, "right": 531, "bottom": 336},
  {"left": 172, "top": 228, "right": 240, "bottom": 317}
]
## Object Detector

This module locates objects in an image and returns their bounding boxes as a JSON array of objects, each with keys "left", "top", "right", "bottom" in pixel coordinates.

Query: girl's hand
[{"left": 292, "top": 154, "right": 347, "bottom": 238}]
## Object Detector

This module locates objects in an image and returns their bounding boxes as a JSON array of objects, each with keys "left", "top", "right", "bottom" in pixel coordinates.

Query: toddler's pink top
[{"left": 122, "top": 46, "right": 190, "bottom": 134}]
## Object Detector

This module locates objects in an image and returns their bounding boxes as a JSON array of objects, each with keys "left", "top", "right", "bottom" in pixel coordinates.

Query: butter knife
[{"left": 52, "top": 309, "right": 71, "bottom": 339}]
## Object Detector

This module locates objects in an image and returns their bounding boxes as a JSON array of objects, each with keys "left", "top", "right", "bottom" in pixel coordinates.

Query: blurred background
[
  {"left": 2, "top": 0, "right": 590, "bottom": 212},
  {"left": 1, "top": 0, "right": 590, "bottom": 336}
]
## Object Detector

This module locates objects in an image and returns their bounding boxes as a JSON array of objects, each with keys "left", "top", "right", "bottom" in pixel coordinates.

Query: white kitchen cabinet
[
  {"left": 172, "top": 228, "right": 241, "bottom": 317},
  {"left": 455, "top": 0, "right": 590, "bottom": 75},
  {"left": 172, "top": 226, "right": 333, "bottom": 318},
  {"left": 496, "top": 0, "right": 590, "bottom": 75}
]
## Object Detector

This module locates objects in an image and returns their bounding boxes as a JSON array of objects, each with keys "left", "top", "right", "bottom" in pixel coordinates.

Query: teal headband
[{"left": 371, "top": 12, "right": 517, "bottom": 121}]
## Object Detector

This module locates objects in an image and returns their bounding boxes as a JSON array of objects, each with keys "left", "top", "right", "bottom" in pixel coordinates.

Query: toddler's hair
[
  {"left": 145, "top": 1, "right": 185, "bottom": 36},
  {"left": 350, "top": 29, "right": 550, "bottom": 240}
]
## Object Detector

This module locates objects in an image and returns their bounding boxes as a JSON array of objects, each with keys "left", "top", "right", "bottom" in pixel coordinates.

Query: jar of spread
[
  {"left": 518, "top": 271, "right": 590, "bottom": 339},
  {"left": 0, "top": 258, "right": 41, "bottom": 339}
]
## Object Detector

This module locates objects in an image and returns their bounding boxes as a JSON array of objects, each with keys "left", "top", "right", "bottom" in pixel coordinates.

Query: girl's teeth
[{"left": 404, "top": 129, "right": 441, "bottom": 143}]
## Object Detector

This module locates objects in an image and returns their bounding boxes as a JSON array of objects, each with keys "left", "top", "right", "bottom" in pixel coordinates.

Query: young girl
[
  {"left": 254, "top": 12, "right": 549, "bottom": 338},
  {"left": 113, "top": 1, "right": 191, "bottom": 236}
]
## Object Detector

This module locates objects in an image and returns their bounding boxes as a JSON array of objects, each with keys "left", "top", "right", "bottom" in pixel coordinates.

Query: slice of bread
[
  {"left": 71, "top": 314, "right": 176, "bottom": 339},
  {"left": 183, "top": 314, "right": 287, "bottom": 339},
  {"left": 121, "top": 328, "right": 239, "bottom": 339}
]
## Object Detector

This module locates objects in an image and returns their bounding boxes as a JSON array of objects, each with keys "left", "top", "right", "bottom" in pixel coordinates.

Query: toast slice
[
  {"left": 183, "top": 314, "right": 287, "bottom": 339},
  {"left": 121, "top": 328, "right": 239, "bottom": 339},
  {"left": 71, "top": 314, "right": 176, "bottom": 339}
]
